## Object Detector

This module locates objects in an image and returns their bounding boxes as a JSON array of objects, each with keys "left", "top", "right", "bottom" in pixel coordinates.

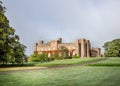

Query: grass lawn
[
  {"left": 88, "top": 57, "right": 120, "bottom": 66},
  {"left": 0, "top": 67, "right": 47, "bottom": 72},
  {"left": 0, "top": 66, "right": 120, "bottom": 86},
  {"left": 0, "top": 57, "right": 120, "bottom": 86},
  {"left": 0, "top": 57, "right": 106, "bottom": 72},
  {"left": 25, "top": 57, "right": 106, "bottom": 67}
]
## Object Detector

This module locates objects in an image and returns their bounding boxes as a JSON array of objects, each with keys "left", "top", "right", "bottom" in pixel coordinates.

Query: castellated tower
[
  {"left": 34, "top": 38, "right": 101, "bottom": 58},
  {"left": 86, "top": 40, "right": 90, "bottom": 57},
  {"left": 57, "top": 38, "right": 62, "bottom": 43},
  {"left": 34, "top": 43, "right": 38, "bottom": 53},
  {"left": 74, "top": 39, "right": 91, "bottom": 58}
]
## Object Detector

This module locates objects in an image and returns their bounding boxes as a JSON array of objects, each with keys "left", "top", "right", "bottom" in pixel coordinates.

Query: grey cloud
[{"left": 3, "top": 0, "right": 120, "bottom": 55}]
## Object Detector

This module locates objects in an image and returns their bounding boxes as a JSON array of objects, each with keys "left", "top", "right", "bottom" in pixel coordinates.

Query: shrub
[
  {"left": 59, "top": 46, "right": 69, "bottom": 59},
  {"left": 72, "top": 54, "right": 79, "bottom": 58},
  {"left": 52, "top": 52, "right": 59, "bottom": 60},
  {"left": 28, "top": 53, "right": 48, "bottom": 62}
]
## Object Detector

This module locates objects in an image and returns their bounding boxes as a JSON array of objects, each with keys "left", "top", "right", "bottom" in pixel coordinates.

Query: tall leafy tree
[
  {"left": 103, "top": 39, "right": 120, "bottom": 57},
  {"left": 59, "top": 46, "right": 69, "bottom": 59},
  {"left": 0, "top": 1, "right": 26, "bottom": 64}
]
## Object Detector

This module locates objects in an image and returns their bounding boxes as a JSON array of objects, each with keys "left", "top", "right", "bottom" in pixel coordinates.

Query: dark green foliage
[
  {"left": 0, "top": 2, "right": 26, "bottom": 64},
  {"left": 103, "top": 39, "right": 120, "bottom": 57}
]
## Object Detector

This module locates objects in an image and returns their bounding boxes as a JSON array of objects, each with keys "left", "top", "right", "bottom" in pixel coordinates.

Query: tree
[
  {"left": 103, "top": 39, "right": 120, "bottom": 57},
  {"left": 52, "top": 51, "right": 59, "bottom": 60},
  {"left": 59, "top": 46, "right": 69, "bottom": 59},
  {"left": 28, "top": 53, "right": 47, "bottom": 62},
  {"left": 0, "top": 2, "right": 26, "bottom": 64},
  {"left": 28, "top": 54, "right": 41, "bottom": 62}
]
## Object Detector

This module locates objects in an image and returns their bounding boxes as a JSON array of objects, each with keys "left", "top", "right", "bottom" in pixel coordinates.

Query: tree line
[{"left": 103, "top": 39, "right": 120, "bottom": 57}]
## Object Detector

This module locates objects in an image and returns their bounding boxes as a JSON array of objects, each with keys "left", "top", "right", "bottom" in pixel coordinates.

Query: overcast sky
[{"left": 3, "top": 0, "right": 120, "bottom": 55}]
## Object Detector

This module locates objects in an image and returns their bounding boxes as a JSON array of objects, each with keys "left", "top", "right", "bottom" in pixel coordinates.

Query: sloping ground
[
  {"left": 0, "top": 58, "right": 106, "bottom": 72},
  {"left": 88, "top": 57, "right": 120, "bottom": 66},
  {"left": 0, "top": 57, "right": 120, "bottom": 86},
  {"left": 0, "top": 66, "right": 120, "bottom": 86},
  {"left": 26, "top": 57, "right": 106, "bottom": 67}
]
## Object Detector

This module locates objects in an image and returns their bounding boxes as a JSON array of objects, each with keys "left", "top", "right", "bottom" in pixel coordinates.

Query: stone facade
[{"left": 34, "top": 38, "right": 101, "bottom": 57}]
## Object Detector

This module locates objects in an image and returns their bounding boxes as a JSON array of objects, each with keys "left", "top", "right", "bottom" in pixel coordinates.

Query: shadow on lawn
[
  {"left": 0, "top": 62, "right": 39, "bottom": 68},
  {"left": 0, "top": 60, "right": 55, "bottom": 68}
]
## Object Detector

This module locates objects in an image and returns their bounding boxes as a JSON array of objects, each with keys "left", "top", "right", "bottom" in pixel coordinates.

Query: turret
[
  {"left": 58, "top": 38, "right": 62, "bottom": 43},
  {"left": 39, "top": 40, "right": 44, "bottom": 45},
  {"left": 34, "top": 43, "right": 38, "bottom": 53}
]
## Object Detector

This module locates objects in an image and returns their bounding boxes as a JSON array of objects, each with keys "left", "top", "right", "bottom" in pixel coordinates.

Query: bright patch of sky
[{"left": 2, "top": 0, "right": 120, "bottom": 55}]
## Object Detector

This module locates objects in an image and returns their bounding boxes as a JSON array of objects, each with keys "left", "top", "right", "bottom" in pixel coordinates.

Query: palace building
[{"left": 34, "top": 38, "right": 101, "bottom": 57}]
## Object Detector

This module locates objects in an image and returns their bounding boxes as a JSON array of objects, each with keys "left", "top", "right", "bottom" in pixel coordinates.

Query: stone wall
[{"left": 91, "top": 48, "right": 101, "bottom": 57}]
